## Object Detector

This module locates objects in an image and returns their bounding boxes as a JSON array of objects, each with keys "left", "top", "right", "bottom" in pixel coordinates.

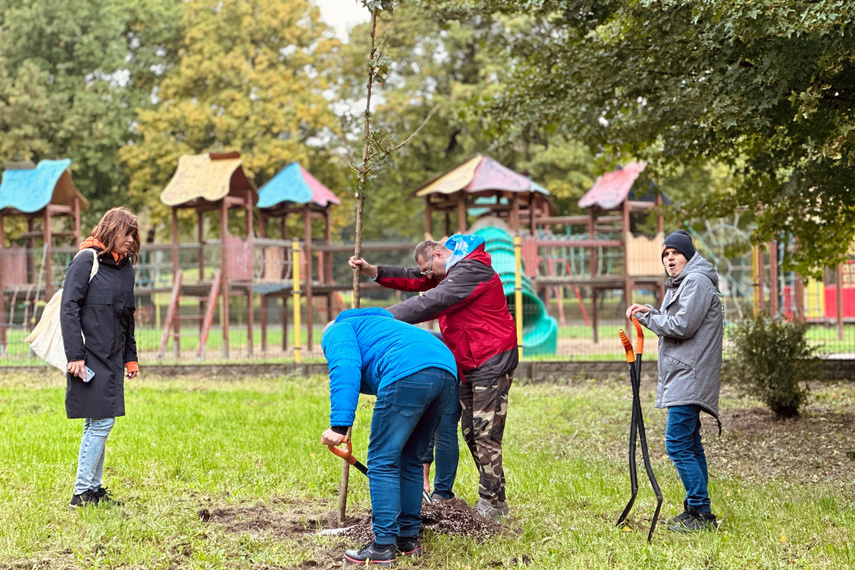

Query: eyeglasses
[{"left": 419, "top": 257, "right": 433, "bottom": 278}]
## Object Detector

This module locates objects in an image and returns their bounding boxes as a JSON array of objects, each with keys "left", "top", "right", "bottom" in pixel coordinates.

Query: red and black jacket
[{"left": 376, "top": 244, "right": 518, "bottom": 382}]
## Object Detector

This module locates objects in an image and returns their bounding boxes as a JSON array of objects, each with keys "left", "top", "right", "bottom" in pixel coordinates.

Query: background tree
[
  {"left": 120, "top": 0, "right": 346, "bottom": 239},
  {"left": 423, "top": 0, "right": 855, "bottom": 274},
  {"left": 0, "top": 0, "right": 183, "bottom": 226}
]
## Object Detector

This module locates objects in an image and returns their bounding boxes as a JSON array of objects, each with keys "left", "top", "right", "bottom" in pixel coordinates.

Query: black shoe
[
  {"left": 69, "top": 489, "right": 100, "bottom": 508},
  {"left": 667, "top": 506, "right": 718, "bottom": 533},
  {"left": 666, "top": 508, "right": 694, "bottom": 527},
  {"left": 94, "top": 487, "right": 123, "bottom": 507},
  {"left": 395, "top": 536, "right": 423, "bottom": 557},
  {"left": 344, "top": 541, "right": 397, "bottom": 567}
]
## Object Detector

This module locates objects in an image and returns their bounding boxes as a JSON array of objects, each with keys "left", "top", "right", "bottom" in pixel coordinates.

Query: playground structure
[
  {"left": 522, "top": 162, "right": 667, "bottom": 343},
  {"left": 0, "top": 159, "right": 87, "bottom": 355},
  {"left": 2, "top": 154, "right": 853, "bottom": 362}
]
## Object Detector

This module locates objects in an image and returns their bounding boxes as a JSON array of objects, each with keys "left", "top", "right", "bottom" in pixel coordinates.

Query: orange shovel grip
[
  {"left": 618, "top": 329, "right": 635, "bottom": 363},
  {"left": 632, "top": 317, "right": 644, "bottom": 355},
  {"left": 327, "top": 436, "right": 357, "bottom": 466}
]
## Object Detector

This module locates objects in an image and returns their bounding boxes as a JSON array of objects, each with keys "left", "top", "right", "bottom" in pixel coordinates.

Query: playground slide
[{"left": 474, "top": 226, "right": 558, "bottom": 356}]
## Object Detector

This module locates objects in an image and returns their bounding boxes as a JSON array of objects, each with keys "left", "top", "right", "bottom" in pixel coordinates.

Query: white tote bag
[{"left": 24, "top": 249, "right": 99, "bottom": 373}]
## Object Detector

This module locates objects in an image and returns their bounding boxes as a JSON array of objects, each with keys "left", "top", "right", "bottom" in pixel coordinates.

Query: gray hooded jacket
[{"left": 637, "top": 252, "right": 723, "bottom": 422}]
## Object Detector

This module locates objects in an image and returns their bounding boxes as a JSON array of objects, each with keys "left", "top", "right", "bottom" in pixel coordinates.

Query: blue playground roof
[
  {"left": 0, "top": 159, "right": 87, "bottom": 213},
  {"left": 257, "top": 163, "right": 340, "bottom": 209}
]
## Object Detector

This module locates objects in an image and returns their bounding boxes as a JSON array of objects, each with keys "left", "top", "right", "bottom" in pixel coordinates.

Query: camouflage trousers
[{"left": 459, "top": 371, "right": 513, "bottom": 504}]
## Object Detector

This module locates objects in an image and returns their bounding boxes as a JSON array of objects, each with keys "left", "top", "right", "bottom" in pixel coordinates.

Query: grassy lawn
[{"left": 0, "top": 372, "right": 853, "bottom": 568}]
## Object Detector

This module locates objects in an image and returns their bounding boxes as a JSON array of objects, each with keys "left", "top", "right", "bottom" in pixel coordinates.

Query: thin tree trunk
[{"left": 339, "top": 4, "right": 379, "bottom": 526}]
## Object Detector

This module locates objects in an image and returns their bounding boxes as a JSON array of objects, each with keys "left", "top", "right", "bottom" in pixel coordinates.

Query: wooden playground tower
[
  {"left": 159, "top": 151, "right": 257, "bottom": 359},
  {"left": 415, "top": 158, "right": 666, "bottom": 342},
  {"left": 157, "top": 153, "right": 342, "bottom": 359},
  {"left": 0, "top": 159, "right": 87, "bottom": 354},
  {"left": 416, "top": 154, "right": 554, "bottom": 238}
]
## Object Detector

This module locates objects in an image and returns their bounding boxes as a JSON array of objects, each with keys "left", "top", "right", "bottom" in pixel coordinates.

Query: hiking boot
[
  {"left": 473, "top": 498, "right": 500, "bottom": 522},
  {"left": 495, "top": 500, "right": 509, "bottom": 517},
  {"left": 344, "top": 541, "right": 397, "bottom": 567},
  {"left": 430, "top": 492, "right": 450, "bottom": 502},
  {"left": 94, "top": 487, "right": 123, "bottom": 507},
  {"left": 667, "top": 506, "right": 718, "bottom": 533},
  {"left": 68, "top": 489, "right": 100, "bottom": 508},
  {"left": 395, "top": 536, "right": 423, "bottom": 557}
]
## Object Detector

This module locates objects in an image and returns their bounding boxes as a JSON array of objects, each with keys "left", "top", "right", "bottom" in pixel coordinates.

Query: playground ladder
[{"left": 157, "top": 269, "right": 222, "bottom": 361}]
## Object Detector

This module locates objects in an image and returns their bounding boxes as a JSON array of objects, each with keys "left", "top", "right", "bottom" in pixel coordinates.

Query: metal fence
[{"left": 2, "top": 238, "right": 853, "bottom": 364}]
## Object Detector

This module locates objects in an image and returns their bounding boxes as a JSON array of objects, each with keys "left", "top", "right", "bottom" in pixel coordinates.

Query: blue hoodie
[{"left": 322, "top": 308, "right": 457, "bottom": 428}]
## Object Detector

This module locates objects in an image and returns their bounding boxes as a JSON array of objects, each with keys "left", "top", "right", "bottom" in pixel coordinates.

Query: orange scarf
[{"left": 79, "top": 237, "right": 125, "bottom": 263}]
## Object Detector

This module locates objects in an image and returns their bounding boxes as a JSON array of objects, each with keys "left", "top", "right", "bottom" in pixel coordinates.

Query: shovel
[
  {"left": 327, "top": 437, "right": 432, "bottom": 503},
  {"left": 615, "top": 318, "right": 663, "bottom": 542}
]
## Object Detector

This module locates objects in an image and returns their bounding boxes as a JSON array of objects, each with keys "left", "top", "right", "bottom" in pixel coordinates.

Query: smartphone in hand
[{"left": 82, "top": 366, "right": 95, "bottom": 383}]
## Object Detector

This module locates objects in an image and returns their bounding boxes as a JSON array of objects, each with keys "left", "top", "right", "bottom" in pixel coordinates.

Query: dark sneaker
[
  {"left": 667, "top": 509, "right": 694, "bottom": 527},
  {"left": 344, "top": 541, "right": 397, "bottom": 567},
  {"left": 395, "top": 536, "right": 423, "bottom": 557},
  {"left": 430, "top": 492, "right": 451, "bottom": 502},
  {"left": 94, "top": 487, "right": 123, "bottom": 507},
  {"left": 68, "top": 489, "right": 99, "bottom": 508},
  {"left": 667, "top": 509, "right": 718, "bottom": 533}
]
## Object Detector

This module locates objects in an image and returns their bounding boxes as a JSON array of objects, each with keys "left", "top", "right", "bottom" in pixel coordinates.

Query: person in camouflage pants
[{"left": 459, "top": 371, "right": 513, "bottom": 508}]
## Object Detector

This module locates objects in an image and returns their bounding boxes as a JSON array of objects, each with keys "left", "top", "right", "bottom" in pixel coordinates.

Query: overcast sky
[{"left": 315, "top": 0, "right": 371, "bottom": 40}]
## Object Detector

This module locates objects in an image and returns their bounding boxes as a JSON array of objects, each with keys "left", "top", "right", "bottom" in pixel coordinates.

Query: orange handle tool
[
  {"left": 618, "top": 329, "right": 635, "bottom": 363},
  {"left": 327, "top": 436, "right": 368, "bottom": 475},
  {"left": 632, "top": 317, "right": 644, "bottom": 356}
]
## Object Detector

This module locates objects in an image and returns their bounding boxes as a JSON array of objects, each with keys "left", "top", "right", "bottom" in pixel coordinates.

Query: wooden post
[
  {"left": 303, "top": 206, "right": 314, "bottom": 351},
  {"left": 43, "top": 208, "right": 53, "bottom": 298},
  {"left": 221, "top": 199, "right": 230, "bottom": 358},
  {"left": 424, "top": 198, "right": 433, "bottom": 239},
  {"left": 198, "top": 209, "right": 205, "bottom": 332},
  {"left": 171, "top": 207, "right": 181, "bottom": 357},
  {"left": 292, "top": 239, "right": 302, "bottom": 363},
  {"left": 457, "top": 192, "right": 467, "bottom": 234},
  {"left": 72, "top": 195, "right": 81, "bottom": 244}
]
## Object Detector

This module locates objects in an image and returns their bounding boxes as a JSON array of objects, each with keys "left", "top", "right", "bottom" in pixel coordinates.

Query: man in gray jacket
[{"left": 626, "top": 230, "right": 723, "bottom": 532}]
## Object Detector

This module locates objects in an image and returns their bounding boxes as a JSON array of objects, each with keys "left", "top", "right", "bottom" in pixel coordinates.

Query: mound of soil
[{"left": 341, "top": 497, "right": 504, "bottom": 543}]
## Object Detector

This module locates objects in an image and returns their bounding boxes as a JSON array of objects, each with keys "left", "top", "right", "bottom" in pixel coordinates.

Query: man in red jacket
[{"left": 349, "top": 234, "right": 518, "bottom": 522}]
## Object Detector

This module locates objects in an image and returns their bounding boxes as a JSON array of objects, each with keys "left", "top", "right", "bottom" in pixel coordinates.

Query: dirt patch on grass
[
  {"left": 708, "top": 404, "right": 855, "bottom": 482},
  {"left": 198, "top": 499, "right": 352, "bottom": 539},
  {"left": 339, "top": 497, "right": 505, "bottom": 544},
  {"left": 199, "top": 496, "right": 508, "bottom": 568}
]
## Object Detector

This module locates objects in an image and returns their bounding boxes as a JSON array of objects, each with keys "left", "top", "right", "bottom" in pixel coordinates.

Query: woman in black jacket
[{"left": 61, "top": 207, "right": 140, "bottom": 507}]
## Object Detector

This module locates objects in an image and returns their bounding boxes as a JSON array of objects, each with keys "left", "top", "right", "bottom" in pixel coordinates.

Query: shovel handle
[
  {"left": 618, "top": 329, "right": 635, "bottom": 363},
  {"left": 328, "top": 437, "right": 356, "bottom": 466},
  {"left": 632, "top": 317, "right": 644, "bottom": 355}
]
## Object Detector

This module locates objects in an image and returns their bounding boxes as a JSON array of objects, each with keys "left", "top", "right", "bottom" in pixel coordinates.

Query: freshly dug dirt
[{"left": 341, "top": 497, "right": 505, "bottom": 543}]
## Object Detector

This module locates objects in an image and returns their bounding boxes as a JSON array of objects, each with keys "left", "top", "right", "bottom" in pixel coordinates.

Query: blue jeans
[
  {"left": 73, "top": 417, "right": 115, "bottom": 495},
  {"left": 420, "top": 378, "right": 461, "bottom": 499},
  {"left": 367, "top": 368, "right": 455, "bottom": 545},
  {"left": 665, "top": 405, "right": 710, "bottom": 512}
]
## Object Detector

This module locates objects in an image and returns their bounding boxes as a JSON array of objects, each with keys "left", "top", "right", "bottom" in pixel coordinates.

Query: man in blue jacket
[{"left": 321, "top": 308, "right": 457, "bottom": 567}]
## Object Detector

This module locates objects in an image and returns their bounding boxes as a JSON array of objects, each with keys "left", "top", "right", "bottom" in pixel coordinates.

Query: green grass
[{"left": 1, "top": 372, "right": 853, "bottom": 568}]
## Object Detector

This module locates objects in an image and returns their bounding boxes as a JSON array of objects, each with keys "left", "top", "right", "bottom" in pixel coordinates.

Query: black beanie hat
[{"left": 662, "top": 230, "right": 696, "bottom": 261}]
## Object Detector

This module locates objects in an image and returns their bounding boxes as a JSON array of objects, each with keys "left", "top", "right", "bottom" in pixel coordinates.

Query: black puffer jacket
[{"left": 60, "top": 247, "right": 137, "bottom": 419}]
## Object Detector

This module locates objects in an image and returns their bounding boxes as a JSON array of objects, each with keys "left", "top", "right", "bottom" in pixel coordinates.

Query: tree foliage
[
  {"left": 423, "top": 0, "right": 855, "bottom": 273},
  {"left": 0, "top": 0, "right": 183, "bottom": 226},
  {"left": 119, "top": 0, "right": 346, "bottom": 237}
]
